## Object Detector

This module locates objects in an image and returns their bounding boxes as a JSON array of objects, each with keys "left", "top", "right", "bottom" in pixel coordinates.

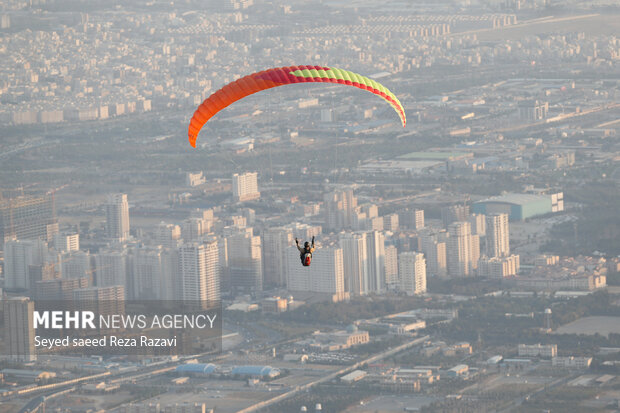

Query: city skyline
[{"left": 1, "top": 0, "right": 619, "bottom": 411}]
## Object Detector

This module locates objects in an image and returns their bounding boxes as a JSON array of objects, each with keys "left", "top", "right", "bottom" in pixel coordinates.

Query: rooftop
[
  {"left": 398, "top": 151, "right": 472, "bottom": 160},
  {"left": 475, "top": 193, "right": 550, "bottom": 206}
]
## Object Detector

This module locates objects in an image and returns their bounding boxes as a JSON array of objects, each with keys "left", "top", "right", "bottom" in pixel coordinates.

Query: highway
[
  {"left": 450, "top": 14, "right": 601, "bottom": 38},
  {"left": 235, "top": 335, "right": 430, "bottom": 413},
  {"left": 490, "top": 103, "right": 620, "bottom": 134},
  {"left": 19, "top": 387, "right": 76, "bottom": 413}
]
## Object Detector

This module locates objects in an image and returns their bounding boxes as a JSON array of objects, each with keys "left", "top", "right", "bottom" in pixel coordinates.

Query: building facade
[
  {"left": 339, "top": 232, "right": 368, "bottom": 295},
  {"left": 262, "top": 227, "right": 293, "bottom": 287},
  {"left": 324, "top": 189, "right": 357, "bottom": 231},
  {"left": 518, "top": 343, "right": 557, "bottom": 358},
  {"left": 4, "top": 239, "right": 47, "bottom": 291},
  {"left": 3, "top": 297, "right": 36, "bottom": 362},
  {"left": 486, "top": 213, "right": 510, "bottom": 257},
  {"left": 384, "top": 244, "right": 399, "bottom": 289},
  {"left": 0, "top": 194, "right": 58, "bottom": 248},
  {"left": 398, "top": 251, "right": 427, "bottom": 295},
  {"left": 178, "top": 241, "right": 220, "bottom": 306},
  {"left": 366, "top": 231, "right": 386, "bottom": 293},
  {"left": 226, "top": 228, "right": 263, "bottom": 294},
  {"left": 447, "top": 222, "right": 478, "bottom": 277},
  {"left": 232, "top": 172, "right": 260, "bottom": 202},
  {"left": 419, "top": 229, "right": 447, "bottom": 277},
  {"left": 286, "top": 244, "right": 345, "bottom": 300},
  {"left": 105, "top": 193, "right": 130, "bottom": 242}
]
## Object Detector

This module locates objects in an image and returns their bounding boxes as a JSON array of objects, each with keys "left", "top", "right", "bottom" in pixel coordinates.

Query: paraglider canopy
[{"left": 188, "top": 65, "right": 406, "bottom": 147}]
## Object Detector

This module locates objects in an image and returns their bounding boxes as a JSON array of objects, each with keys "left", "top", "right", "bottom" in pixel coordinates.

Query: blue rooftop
[
  {"left": 175, "top": 363, "right": 216, "bottom": 374},
  {"left": 231, "top": 365, "right": 280, "bottom": 377}
]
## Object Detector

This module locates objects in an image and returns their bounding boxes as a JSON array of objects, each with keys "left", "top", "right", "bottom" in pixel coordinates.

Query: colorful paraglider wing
[{"left": 187, "top": 65, "right": 406, "bottom": 147}]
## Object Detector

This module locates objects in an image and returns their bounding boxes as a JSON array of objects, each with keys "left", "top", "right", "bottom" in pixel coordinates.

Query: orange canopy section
[{"left": 187, "top": 65, "right": 406, "bottom": 147}]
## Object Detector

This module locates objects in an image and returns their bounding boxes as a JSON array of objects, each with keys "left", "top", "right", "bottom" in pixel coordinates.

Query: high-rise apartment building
[
  {"left": 447, "top": 222, "right": 476, "bottom": 277},
  {"left": 339, "top": 232, "right": 368, "bottom": 295},
  {"left": 35, "top": 276, "right": 90, "bottom": 302},
  {"left": 400, "top": 208, "right": 425, "bottom": 230},
  {"left": 383, "top": 214, "right": 399, "bottom": 231},
  {"left": 4, "top": 239, "right": 47, "bottom": 291},
  {"left": 229, "top": 215, "right": 246, "bottom": 228},
  {"left": 288, "top": 222, "right": 322, "bottom": 241},
  {"left": 239, "top": 208, "right": 255, "bottom": 225},
  {"left": 178, "top": 241, "right": 220, "bottom": 306},
  {"left": 262, "top": 227, "right": 293, "bottom": 287},
  {"left": 419, "top": 229, "right": 447, "bottom": 277},
  {"left": 60, "top": 250, "right": 92, "bottom": 280},
  {"left": 324, "top": 189, "right": 357, "bottom": 230},
  {"left": 215, "top": 236, "right": 229, "bottom": 291},
  {"left": 486, "top": 213, "right": 510, "bottom": 258},
  {"left": 469, "top": 213, "right": 486, "bottom": 236},
  {"left": 73, "top": 285, "right": 125, "bottom": 319},
  {"left": 384, "top": 244, "right": 399, "bottom": 289},
  {"left": 226, "top": 228, "right": 262, "bottom": 294},
  {"left": 232, "top": 172, "right": 260, "bottom": 202},
  {"left": 155, "top": 222, "right": 181, "bottom": 248},
  {"left": 366, "top": 231, "right": 386, "bottom": 293},
  {"left": 367, "top": 216, "right": 384, "bottom": 231},
  {"left": 0, "top": 194, "right": 58, "bottom": 248},
  {"left": 28, "top": 263, "right": 56, "bottom": 290},
  {"left": 95, "top": 248, "right": 129, "bottom": 295},
  {"left": 53, "top": 232, "right": 80, "bottom": 252},
  {"left": 441, "top": 205, "right": 470, "bottom": 228},
  {"left": 352, "top": 209, "right": 366, "bottom": 231},
  {"left": 286, "top": 243, "right": 345, "bottom": 299},
  {"left": 133, "top": 246, "right": 166, "bottom": 300},
  {"left": 191, "top": 208, "right": 214, "bottom": 221},
  {"left": 398, "top": 252, "right": 427, "bottom": 296},
  {"left": 182, "top": 217, "right": 213, "bottom": 241},
  {"left": 105, "top": 193, "right": 130, "bottom": 242},
  {"left": 471, "top": 233, "right": 480, "bottom": 271},
  {"left": 3, "top": 297, "right": 36, "bottom": 361},
  {"left": 360, "top": 204, "right": 378, "bottom": 219}
]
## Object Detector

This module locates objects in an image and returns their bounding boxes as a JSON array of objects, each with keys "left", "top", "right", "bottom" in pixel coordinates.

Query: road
[
  {"left": 18, "top": 395, "right": 45, "bottom": 413},
  {"left": 494, "top": 373, "right": 579, "bottom": 413},
  {"left": 0, "top": 138, "right": 60, "bottom": 161},
  {"left": 450, "top": 14, "right": 601, "bottom": 38},
  {"left": 490, "top": 103, "right": 620, "bottom": 135},
  {"left": 19, "top": 387, "right": 75, "bottom": 413},
  {"left": 235, "top": 335, "right": 430, "bottom": 413}
]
